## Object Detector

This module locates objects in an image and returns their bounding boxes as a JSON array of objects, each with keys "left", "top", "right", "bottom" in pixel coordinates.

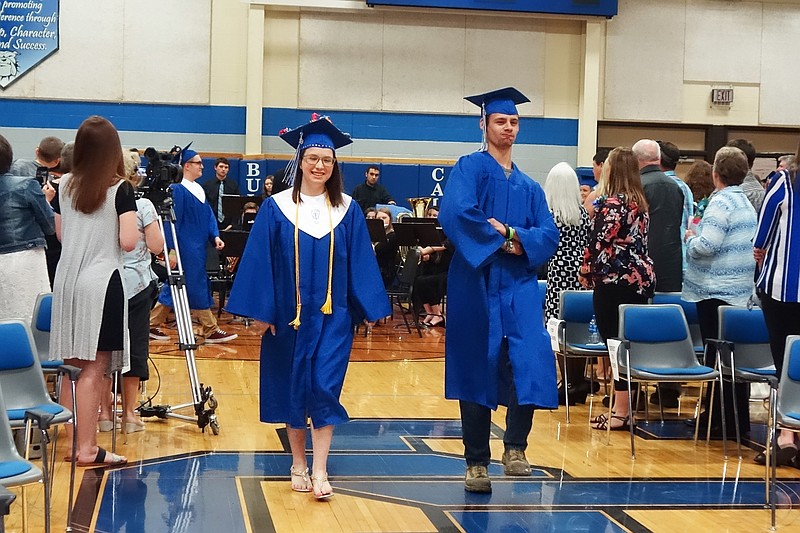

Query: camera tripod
[{"left": 138, "top": 191, "right": 220, "bottom": 435}]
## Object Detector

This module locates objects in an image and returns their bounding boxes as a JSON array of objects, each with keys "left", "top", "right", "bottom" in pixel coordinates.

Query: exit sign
[{"left": 711, "top": 87, "right": 734, "bottom": 106}]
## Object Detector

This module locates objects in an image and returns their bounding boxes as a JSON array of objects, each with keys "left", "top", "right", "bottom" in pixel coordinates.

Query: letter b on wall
[{"left": 238, "top": 160, "right": 267, "bottom": 195}]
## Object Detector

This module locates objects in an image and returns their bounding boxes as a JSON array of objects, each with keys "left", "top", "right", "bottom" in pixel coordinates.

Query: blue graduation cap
[
  {"left": 465, "top": 87, "right": 530, "bottom": 117},
  {"left": 279, "top": 115, "right": 352, "bottom": 186},
  {"left": 575, "top": 167, "right": 597, "bottom": 188},
  {"left": 464, "top": 87, "right": 530, "bottom": 151}
]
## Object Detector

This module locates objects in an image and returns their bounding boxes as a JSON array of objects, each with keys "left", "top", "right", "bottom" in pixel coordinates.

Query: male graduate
[
  {"left": 438, "top": 87, "right": 559, "bottom": 493},
  {"left": 149, "top": 145, "right": 237, "bottom": 344}
]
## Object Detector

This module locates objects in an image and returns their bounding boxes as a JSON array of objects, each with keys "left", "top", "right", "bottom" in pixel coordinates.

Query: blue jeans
[{"left": 459, "top": 340, "right": 534, "bottom": 467}]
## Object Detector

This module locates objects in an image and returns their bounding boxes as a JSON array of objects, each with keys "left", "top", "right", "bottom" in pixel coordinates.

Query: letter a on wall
[{"left": 0, "top": 0, "right": 60, "bottom": 89}]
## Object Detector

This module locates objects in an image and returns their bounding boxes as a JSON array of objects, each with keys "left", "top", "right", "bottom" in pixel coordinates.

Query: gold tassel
[
  {"left": 320, "top": 193, "right": 334, "bottom": 315},
  {"left": 289, "top": 304, "right": 302, "bottom": 329}
]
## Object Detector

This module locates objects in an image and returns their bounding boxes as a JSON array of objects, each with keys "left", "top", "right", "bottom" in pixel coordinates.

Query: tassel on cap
[
  {"left": 280, "top": 114, "right": 351, "bottom": 329},
  {"left": 479, "top": 102, "right": 488, "bottom": 153},
  {"left": 463, "top": 87, "right": 530, "bottom": 152},
  {"left": 282, "top": 131, "right": 302, "bottom": 187}
]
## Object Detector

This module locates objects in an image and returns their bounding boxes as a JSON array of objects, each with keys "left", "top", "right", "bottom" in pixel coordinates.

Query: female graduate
[{"left": 227, "top": 117, "right": 390, "bottom": 499}]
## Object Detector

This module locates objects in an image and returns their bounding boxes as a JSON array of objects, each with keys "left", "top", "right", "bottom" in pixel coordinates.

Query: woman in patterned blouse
[
  {"left": 579, "top": 147, "right": 656, "bottom": 430},
  {"left": 543, "top": 162, "right": 591, "bottom": 404}
]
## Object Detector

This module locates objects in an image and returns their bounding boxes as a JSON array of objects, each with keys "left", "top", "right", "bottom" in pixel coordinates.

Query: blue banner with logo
[{"left": 0, "top": 0, "right": 59, "bottom": 89}]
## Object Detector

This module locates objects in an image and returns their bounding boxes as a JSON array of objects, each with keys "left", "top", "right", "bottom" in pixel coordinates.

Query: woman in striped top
[{"left": 753, "top": 147, "right": 800, "bottom": 465}]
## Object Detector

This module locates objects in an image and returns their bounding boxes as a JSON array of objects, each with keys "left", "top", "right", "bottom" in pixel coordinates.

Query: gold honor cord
[{"left": 288, "top": 194, "right": 335, "bottom": 330}]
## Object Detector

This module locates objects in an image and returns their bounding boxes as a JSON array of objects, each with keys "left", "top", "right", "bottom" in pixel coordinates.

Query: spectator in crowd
[
  {"left": 10, "top": 135, "right": 64, "bottom": 185},
  {"left": 50, "top": 116, "right": 136, "bottom": 466},
  {"left": 373, "top": 207, "right": 399, "bottom": 287},
  {"left": 763, "top": 155, "right": 796, "bottom": 190},
  {"left": 364, "top": 207, "right": 377, "bottom": 219},
  {"left": 685, "top": 160, "right": 714, "bottom": 206},
  {"left": 633, "top": 139, "right": 683, "bottom": 292},
  {"left": 683, "top": 146, "right": 757, "bottom": 439},
  {"left": 351, "top": 166, "right": 395, "bottom": 212},
  {"left": 633, "top": 139, "right": 684, "bottom": 407},
  {"left": 234, "top": 201, "right": 260, "bottom": 231},
  {"left": 42, "top": 142, "right": 75, "bottom": 287},
  {"left": 543, "top": 162, "right": 592, "bottom": 404},
  {"left": 726, "top": 138, "right": 764, "bottom": 213},
  {"left": 579, "top": 147, "right": 656, "bottom": 430},
  {"left": 439, "top": 87, "right": 558, "bottom": 493},
  {"left": 658, "top": 140, "right": 693, "bottom": 244},
  {"left": 203, "top": 157, "right": 240, "bottom": 231},
  {"left": 685, "top": 160, "right": 714, "bottom": 231},
  {"left": 149, "top": 146, "right": 237, "bottom": 344},
  {"left": 262, "top": 175, "right": 274, "bottom": 199},
  {"left": 778, "top": 154, "right": 794, "bottom": 171},
  {"left": 583, "top": 148, "right": 610, "bottom": 217},
  {"left": 752, "top": 144, "right": 800, "bottom": 466},
  {"left": 227, "top": 117, "right": 389, "bottom": 499},
  {"left": 99, "top": 150, "right": 163, "bottom": 434},
  {"left": 0, "top": 133, "right": 55, "bottom": 321},
  {"left": 414, "top": 205, "right": 451, "bottom": 328}
]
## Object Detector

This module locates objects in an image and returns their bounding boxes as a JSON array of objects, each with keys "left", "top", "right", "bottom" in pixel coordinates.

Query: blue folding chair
[
  {"left": 556, "top": 290, "right": 606, "bottom": 423},
  {"left": 652, "top": 292, "right": 704, "bottom": 356},
  {"left": 616, "top": 304, "right": 719, "bottom": 458},
  {"left": 708, "top": 306, "right": 775, "bottom": 461},
  {"left": 0, "top": 320, "right": 81, "bottom": 532},
  {"left": 30, "top": 293, "right": 62, "bottom": 376},
  {"left": 537, "top": 279, "right": 546, "bottom": 317},
  {"left": 0, "top": 384, "right": 43, "bottom": 533},
  {"left": 770, "top": 336, "right": 800, "bottom": 528}
]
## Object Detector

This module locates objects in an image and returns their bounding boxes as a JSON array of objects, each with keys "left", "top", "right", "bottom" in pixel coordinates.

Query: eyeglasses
[
  {"left": 187, "top": 161, "right": 203, "bottom": 166},
  {"left": 303, "top": 155, "right": 335, "bottom": 167}
]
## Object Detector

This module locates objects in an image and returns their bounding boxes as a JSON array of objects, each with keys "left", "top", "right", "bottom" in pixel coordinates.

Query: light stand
[{"left": 138, "top": 190, "right": 220, "bottom": 435}]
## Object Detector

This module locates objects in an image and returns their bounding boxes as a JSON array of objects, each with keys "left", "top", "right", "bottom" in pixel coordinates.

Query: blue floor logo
[{"left": 82, "top": 419, "right": 800, "bottom": 532}]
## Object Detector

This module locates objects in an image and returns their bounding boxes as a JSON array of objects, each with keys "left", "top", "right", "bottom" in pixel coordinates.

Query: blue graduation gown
[
  {"left": 226, "top": 194, "right": 390, "bottom": 429},
  {"left": 157, "top": 184, "right": 219, "bottom": 310},
  {"left": 438, "top": 151, "right": 559, "bottom": 410}
]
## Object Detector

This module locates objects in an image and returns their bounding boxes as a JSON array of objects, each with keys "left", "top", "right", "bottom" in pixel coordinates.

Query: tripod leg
[{"left": 154, "top": 203, "right": 220, "bottom": 433}]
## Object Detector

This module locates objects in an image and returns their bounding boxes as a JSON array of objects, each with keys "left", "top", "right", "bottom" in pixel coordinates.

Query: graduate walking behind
[
  {"left": 438, "top": 88, "right": 559, "bottom": 493},
  {"left": 227, "top": 117, "right": 390, "bottom": 500}
]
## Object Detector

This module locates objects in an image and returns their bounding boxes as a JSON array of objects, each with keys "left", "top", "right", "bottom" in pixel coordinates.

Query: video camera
[{"left": 139, "top": 146, "right": 182, "bottom": 205}]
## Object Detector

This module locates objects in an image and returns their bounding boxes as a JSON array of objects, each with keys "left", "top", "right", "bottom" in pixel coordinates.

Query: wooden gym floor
[{"left": 5, "top": 313, "right": 800, "bottom": 532}]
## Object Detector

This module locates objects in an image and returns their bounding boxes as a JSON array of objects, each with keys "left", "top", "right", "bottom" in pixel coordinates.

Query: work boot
[
  {"left": 464, "top": 465, "right": 491, "bottom": 493},
  {"left": 502, "top": 449, "right": 531, "bottom": 476}
]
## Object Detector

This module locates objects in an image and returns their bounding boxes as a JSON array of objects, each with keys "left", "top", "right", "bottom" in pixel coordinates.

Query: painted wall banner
[{"left": 0, "top": 0, "right": 59, "bottom": 89}]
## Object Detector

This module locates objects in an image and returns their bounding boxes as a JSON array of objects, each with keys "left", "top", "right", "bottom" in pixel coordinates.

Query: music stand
[
  {"left": 216, "top": 230, "right": 250, "bottom": 318},
  {"left": 222, "top": 195, "right": 263, "bottom": 223},
  {"left": 393, "top": 222, "right": 442, "bottom": 247},
  {"left": 366, "top": 219, "right": 387, "bottom": 242},
  {"left": 399, "top": 217, "right": 436, "bottom": 225},
  {"left": 240, "top": 212, "right": 257, "bottom": 231}
]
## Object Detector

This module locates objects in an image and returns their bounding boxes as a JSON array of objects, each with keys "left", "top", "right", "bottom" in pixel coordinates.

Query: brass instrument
[
  {"left": 407, "top": 197, "right": 432, "bottom": 218},
  {"left": 397, "top": 197, "right": 433, "bottom": 262}
]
